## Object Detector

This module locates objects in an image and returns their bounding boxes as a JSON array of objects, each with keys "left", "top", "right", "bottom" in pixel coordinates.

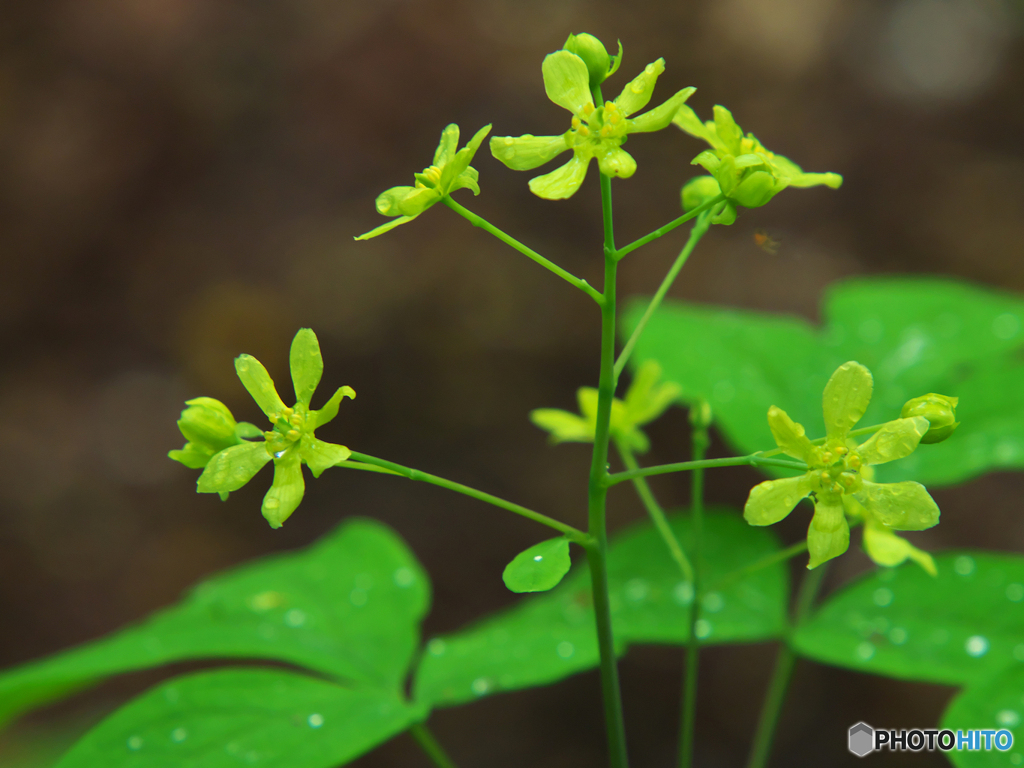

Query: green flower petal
[
  {"left": 862, "top": 519, "right": 936, "bottom": 575},
  {"left": 262, "top": 454, "right": 305, "bottom": 528},
  {"left": 528, "top": 153, "right": 591, "bottom": 199},
  {"left": 444, "top": 124, "right": 492, "bottom": 186},
  {"left": 767, "top": 406, "right": 816, "bottom": 463},
  {"left": 235, "top": 422, "right": 264, "bottom": 439},
  {"left": 542, "top": 50, "right": 593, "bottom": 117},
  {"left": 616, "top": 426, "right": 650, "bottom": 454},
  {"left": 681, "top": 176, "right": 722, "bottom": 211},
  {"left": 711, "top": 201, "right": 737, "bottom": 225},
  {"left": 197, "top": 441, "right": 272, "bottom": 494},
  {"left": 627, "top": 87, "right": 696, "bottom": 134},
  {"left": 691, "top": 150, "right": 721, "bottom": 174},
  {"left": 806, "top": 501, "right": 850, "bottom": 569},
  {"left": 311, "top": 386, "right": 356, "bottom": 429},
  {"left": 397, "top": 187, "right": 441, "bottom": 217},
  {"left": 235, "top": 354, "right": 286, "bottom": 419},
  {"left": 744, "top": 474, "right": 812, "bottom": 526},
  {"left": 857, "top": 480, "right": 940, "bottom": 531},
  {"left": 530, "top": 408, "right": 594, "bottom": 443},
  {"left": 432, "top": 124, "right": 459, "bottom": 169},
  {"left": 712, "top": 106, "right": 744, "bottom": 156},
  {"left": 169, "top": 443, "right": 216, "bottom": 470},
  {"left": 822, "top": 361, "right": 873, "bottom": 440},
  {"left": 731, "top": 170, "right": 786, "bottom": 208},
  {"left": 596, "top": 145, "right": 637, "bottom": 178},
  {"left": 374, "top": 186, "right": 417, "bottom": 217},
  {"left": 300, "top": 436, "right": 351, "bottom": 478},
  {"left": 856, "top": 417, "right": 928, "bottom": 465},
  {"left": 789, "top": 171, "right": 843, "bottom": 189},
  {"left": 577, "top": 387, "right": 599, "bottom": 421},
  {"left": 673, "top": 105, "right": 719, "bottom": 147},
  {"left": 289, "top": 328, "right": 323, "bottom": 407},
  {"left": 354, "top": 215, "right": 416, "bottom": 241},
  {"left": 613, "top": 58, "right": 665, "bottom": 117},
  {"left": 449, "top": 167, "right": 480, "bottom": 196},
  {"left": 624, "top": 360, "right": 681, "bottom": 426},
  {"left": 490, "top": 134, "right": 570, "bottom": 171}
]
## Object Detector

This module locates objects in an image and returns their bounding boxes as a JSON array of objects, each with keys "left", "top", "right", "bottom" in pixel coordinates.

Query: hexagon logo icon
[{"left": 848, "top": 722, "right": 875, "bottom": 757}]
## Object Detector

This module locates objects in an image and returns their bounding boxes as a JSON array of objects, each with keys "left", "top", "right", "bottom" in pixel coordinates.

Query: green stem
[
  {"left": 606, "top": 455, "right": 807, "bottom": 486},
  {"left": 709, "top": 541, "right": 808, "bottom": 591},
  {"left": 409, "top": 723, "right": 458, "bottom": 768},
  {"left": 346, "top": 451, "right": 591, "bottom": 545},
  {"left": 442, "top": 196, "right": 602, "bottom": 304},
  {"left": 613, "top": 194, "right": 725, "bottom": 261},
  {"left": 745, "top": 563, "right": 828, "bottom": 768},
  {"left": 616, "top": 441, "right": 693, "bottom": 583},
  {"left": 614, "top": 212, "right": 711, "bottom": 380},
  {"left": 678, "top": 418, "right": 709, "bottom": 768}
]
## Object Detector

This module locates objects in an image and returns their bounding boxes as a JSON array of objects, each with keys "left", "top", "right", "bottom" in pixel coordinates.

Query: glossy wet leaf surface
[
  {"left": 793, "top": 552, "right": 1024, "bottom": 685},
  {"left": 53, "top": 669, "right": 423, "bottom": 768},
  {"left": 624, "top": 277, "right": 1024, "bottom": 486},
  {"left": 0, "top": 519, "right": 429, "bottom": 727},
  {"left": 942, "top": 665, "right": 1024, "bottom": 767},
  {"left": 414, "top": 508, "right": 787, "bottom": 707},
  {"left": 502, "top": 537, "right": 572, "bottom": 593}
]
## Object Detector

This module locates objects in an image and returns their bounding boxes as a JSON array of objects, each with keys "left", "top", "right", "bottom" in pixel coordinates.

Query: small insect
[{"left": 753, "top": 229, "right": 780, "bottom": 255}]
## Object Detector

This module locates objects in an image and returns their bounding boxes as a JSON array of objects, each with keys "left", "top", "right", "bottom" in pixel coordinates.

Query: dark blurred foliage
[{"left": 0, "top": 0, "right": 1022, "bottom": 766}]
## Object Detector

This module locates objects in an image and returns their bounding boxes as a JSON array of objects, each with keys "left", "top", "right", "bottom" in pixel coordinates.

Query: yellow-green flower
[
  {"left": 490, "top": 49, "right": 695, "bottom": 200},
  {"left": 744, "top": 362, "right": 940, "bottom": 570},
  {"left": 177, "top": 328, "right": 355, "bottom": 528},
  {"left": 356, "top": 123, "right": 491, "bottom": 240},
  {"left": 169, "top": 397, "right": 261, "bottom": 472},
  {"left": 530, "top": 360, "right": 681, "bottom": 452},
  {"left": 673, "top": 104, "right": 842, "bottom": 225}
]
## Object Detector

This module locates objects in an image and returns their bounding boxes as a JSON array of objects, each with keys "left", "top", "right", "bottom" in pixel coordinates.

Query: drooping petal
[
  {"left": 681, "top": 176, "right": 722, "bottom": 212},
  {"left": 443, "top": 124, "right": 492, "bottom": 186},
  {"left": 856, "top": 417, "right": 928, "bottom": 465},
  {"left": 767, "top": 406, "right": 816, "bottom": 463},
  {"left": 289, "top": 328, "right": 323, "bottom": 407},
  {"left": 542, "top": 51, "right": 594, "bottom": 117},
  {"left": 743, "top": 474, "right": 813, "bottom": 526},
  {"left": 528, "top": 153, "right": 591, "bottom": 199},
  {"left": 311, "top": 386, "right": 356, "bottom": 429},
  {"left": 530, "top": 408, "right": 594, "bottom": 444},
  {"left": 354, "top": 215, "right": 416, "bottom": 241},
  {"left": 490, "top": 134, "right": 570, "bottom": 171},
  {"left": 806, "top": 501, "right": 850, "bottom": 569},
  {"left": 857, "top": 480, "right": 940, "bottom": 531},
  {"left": 449, "top": 167, "right": 480, "bottom": 196},
  {"left": 262, "top": 453, "right": 305, "bottom": 528},
  {"left": 374, "top": 186, "right": 417, "bottom": 217},
  {"left": 627, "top": 87, "right": 696, "bottom": 133},
  {"left": 432, "top": 124, "right": 460, "bottom": 169},
  {"left": 235, "top": 354, "right": 286, "bottom": 419},
  {"left": 300, "top": 436, "right": 351, "bottom": 478},
  {"left": 822, "top": 361, "right": 873, "bottom": 440},
  {"left": 613, "top": 58, "right": 665, "bottom": 116},
  {"left": 397, "top": 187, "right": 441, "bottom": 217},
  {"left": 169, "top": 443, "right": 216, "bottom": 470},
  {"left": 691, "top": 150, "right": 721, "bottom": 174},
  {"left": 862, "top": 519, "right": 937, "bottom": 575},
  {"left": 197, "top": 441, "right": 272, "bottom": 494},
  {"left": 596, "top": 145, "right": 637, "bottom": 178},
  {"left": 788, "top": 171, "right": 843, "bottom": 189}
]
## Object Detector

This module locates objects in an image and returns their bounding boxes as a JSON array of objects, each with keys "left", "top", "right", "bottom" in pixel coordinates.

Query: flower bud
[
  {"left": 900, "top": 393, "right": 959, "bottom": 444},
  {"left": 564, "top": 33, "right": 611, "bottom": 88},
  {"left": 177, "top": 397, "right": 239, "bottom": 451},
  {"left": 681, "top": 175, "right": 721, "bottom": 211},
  {"left": 689, "top": 399, "right": 713, "bottom": 429}
]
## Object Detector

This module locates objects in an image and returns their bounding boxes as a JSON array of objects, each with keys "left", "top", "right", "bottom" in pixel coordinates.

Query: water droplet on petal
[
  {"left": 533, "top": 555, "right": 544, "bottom": 562},
  {"left": 673, "top": 582, "right": 694, "bottom": 605},
  {"left": 954, "top": 555, "right": 975, "bottom": 575},
  {"left": 127, "top": 736, "right": 144, "bottom": 751},
  {"left": 630, "top": 81, "right": 645, "bottom": 94},
  {"left": 284, "top": 609, "right": 306, "bottom": 627},
  {"left": 889, "top": 627, "right": 908, "bottom": 645},
  {"left": 308, "top": 713, "right": 324, "bottom": 728},
  {"left": 393, "top": 567, "right": 415, "bottom": 587},
  {"left": 966, "top": 635, "right": 989, "bottom": 657},
  {"left": 265, "top": 497, "right": 280, "bottom": 509},
  {"left": 171, "top": 728, "right": 187, "bottom": 743},
  {"left": 557, "top": 641, "right": 575, "bottom": 659},
  {"left": 428, "top": 638, "right": 446, "bottom": 656},
  {"left": 873, "top": 587, "right": 894, "bottom": 607},
  {"left": 998, "top": 710, "right": 1021, "bottom": 728},
  {"left": 624, "top": 578, "right": 649, "bottom": 602},
  {"left": 856, "top": 641, "right": 875, "bottom": 660},
  {"left": 1010, "top": 753, "right": 1023, "bottom": 765},
  {"left": 702, "top": 592, "right": 724, "bottom": 613},
  {"left": 471, "top": 677, "right": 492, "bottom": 695},
  {"left": 695, "top": 619, "right": 712, "bottom": 638}
]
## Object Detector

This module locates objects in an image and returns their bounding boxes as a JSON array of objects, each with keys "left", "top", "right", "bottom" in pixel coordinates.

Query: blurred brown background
[{"left": 0, "top": 0, "right": 1022, "bottom": 766}]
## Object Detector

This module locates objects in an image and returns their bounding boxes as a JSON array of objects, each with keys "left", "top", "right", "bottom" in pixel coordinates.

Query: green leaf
[
  {"left": 289, "top": 329, "right": 323, "bottom": 407},
  {"left": 792, "top": 552, "right": 1024, "bottom": 685},
  {"left": 53, "top": 669, "right": 424, "bottom": 768},
  {"left": 941, "top": 665, "right": 1024, "bottom": 767},
  {"left": 414, "top": 509, "right": 786, "bottom": 707},
  {"left": 503, "top": 538, "right": 572, "bottom": 593},
  {"left": 0, "top": 519, "right": 429, "bottom": 728},
  {"left": 622, "top": 277, "right": 1024, "bottom": 487}
]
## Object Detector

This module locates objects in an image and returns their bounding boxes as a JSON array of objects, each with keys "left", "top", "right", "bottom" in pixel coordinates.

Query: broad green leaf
[
  {"left": 414, "top": 509, "right": 786, "bottom": 707},
  {"left": 54, "top": 669, "right": 424, "bottom": 768},
  {"left": 792, "top": 552, "right": 1024, "bottom": 685},
  {"left": 502, "top": 538, "right": 572, "bottom": 593},
  {"left": 0, "top": 519, "right": 429, "bottom": 728},
  {"left": 941, "top": 665, "right": 1024, "bottom": 767},
  {"left": 624, "top": 278, "right": 1024, "bottom": 486}
]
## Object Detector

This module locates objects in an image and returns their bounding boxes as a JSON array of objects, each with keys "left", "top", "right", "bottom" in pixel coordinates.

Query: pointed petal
[
  {"left": 397, "top": 187, "right": 441, "bottom": 217},
  {"left": 577, "top": 387, "right": 600, "bottom": 421},
  {"left": 354, "top": 215, "right": 416, "bottom": 241},
  {"left": 673, "top": 105, "right": 720, "bottom": 147},
  {"left": 691, "top": 150, "right": 721, "bottom": 174},
  {"left": 862, "top": 520, "right": 936, "bottom": 575},
  {"left": 806, "top": 501, "right": 850, "bottom": 568},
  {"left": 235, "top": 421, "right": 264, "bottom": 439},
  {"left": 613, "top": 58, "right": 665, "bottom": 116},
  {"left": 300, "top": 436, "right": 351, "bottom": 478},
  {"left": 744, "top": 475, "right": 812, "bottom": 526},
  {"left": 822, "top": 361, "right": 873, "bottom": 440},
  {"left": 767, "top": 406, "right": 816, "bottom": 463},
  {"left": 235, "top": 355, "right": 286, "bottom": 419},
  {"left": 528, "top": 153, "right": 591, "bottom": 199},
  {"left": 712, "top": 106, "right": 743, "bottom": 156},
  {"left": 490, "top": 134, "right": 570, "bottom": 171},
  {"left": 289, "top": 328, "right": 323, "bottom": 407},
  {"left": 542, "top": 50, "right": 593, "bottom": 117},
  {"left": 530, "top": 408, "right": 594, "bottom": 443},
  {"left": 627, "top": 87, "right": 696, "bottom": 133},
  {"left": 311, "top": 386, "right": 356, "bottom": 429},
  {"left": 856, "top": 417, "right": 928, "bottom": 465},
  {"left": 197, "top": 441, "right": 272, "bottom": 493},
  {"left": 858, "top": 480, "right": 940, "bottom": 530},
  {"left": 262, "top": 454, "right": 305, "bottom": 528},
  {"left": 596, "top": 146, "right": 636, "bottom": 178},
  {"left": 444, "top": 124, "right": 492, "bottom": 186},
  {"left": 374, "top": 186, "right": 417, "bottom": 217},
  {"left": 449, "top": 167, "right": 481, "bottom": 195},
  {"left": 169, "top": 443, "right": 216, "bottom": 470},
  {"left": 432, "top": 124, "right": 459, "bottom": 168}
]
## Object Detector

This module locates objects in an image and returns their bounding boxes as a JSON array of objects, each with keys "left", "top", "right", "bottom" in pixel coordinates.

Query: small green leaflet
[
  {"left": 53, "top": 669, "right": 425, "bottom": 768},
  {"left": 0, "top": 519, "right": 429, "bottom": 728},
  {"left": 503, "top": 538, "right": 572, "bottom": 593},
  {"left": 941, "top": 665, "right": 1024, "bottom": 767},
  {"left": 792, "top": 552, "right": 1024, "bottom": 685},
  {"left": 414, "top": 509, "right": 787, "bottom": 707},
  {"left": 623, "top": 278, "right": 1024, "bottom": 486}
]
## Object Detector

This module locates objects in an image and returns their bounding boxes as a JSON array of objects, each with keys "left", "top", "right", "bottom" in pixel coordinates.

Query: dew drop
[
  {"left": 630, "top": 81, "right": 645, "bottom": 94},
  {"left": 965, "top": 635, "right": 990, "bottom": 657},
  {"left": 471, "top": 677, "right": 492, "bottom": 695},
  {"left": 393, "top": 567, "right": 415, "bottom": 587},
  {"left": 171, "top": 727, "right": 187, "bottom": 743},
  {"left": 557, "top": 641, "right": 575, "bottom": 659},
  {"left": 954, "top": 555, "right": 975, "bottom": 575},
  {"left": 856, "top": 641, "right": 876, "bottom": 660},
  {"left": 695, "top": 619, "right": 712, "bottom": 639},
  {"left": 350, "top": 588, "right": 367, "bottom": 606},
  {"left": 674, "top": 582, "right": 694, "bottom": 605},
  {"left": 625, "top": 578, "right": 649, "bottom": 602},
  {"left": 702, "top": 592, "right": 724, "bottom": 613},
  {"left": 127, "top": 736, "right": 144, "bottom": 751},
  {"left": 889, "top": 627, "right": 908, "bottom": 645},
  {"left": 1007, "top": 584, "right": 1024, "bottom": 602},
  {"left": 873, "top": 587, "right": 894, "bottom": 607},
  {"left": 428, "top": 638, "right": 446, "bottom": 656},
  {"left": 237, "top": 361, "right": 249, "bottom": 372},
  {"left": 998, "top": 709, "right": 1021, "bottom": 728},
  {"left": 284, "top": 609, "right": 306, "bottom": 627},
  {"left": 503, "top": 137, "right": 514, "bottom": 145},
  {"left": 308, "top": 713, "right": 324, "bottom": 728},
  {"left": 265, "top": 496, "right": 280, "bottom": 509},
  {"left": 1011, "top": 754, "right": 1023, "bottom": 766},
  {"left": 533, "top": 555, "right": 544, "bottom": 562}
]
